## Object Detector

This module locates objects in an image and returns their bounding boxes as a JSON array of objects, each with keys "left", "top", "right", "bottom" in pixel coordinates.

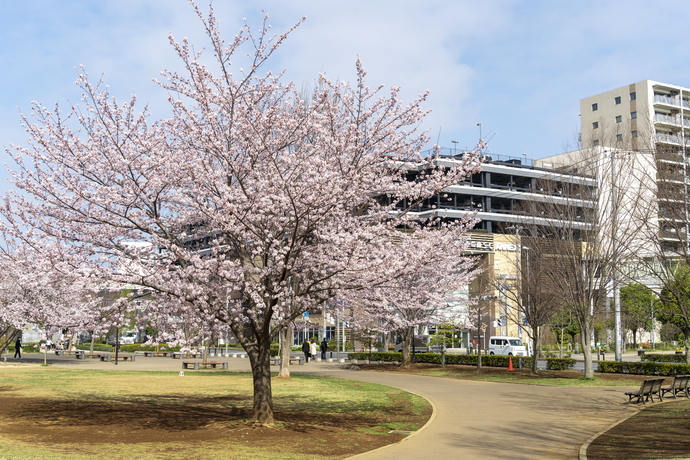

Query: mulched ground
[
  {"left": 0, "top": 377, "right": 430, "bottom": 459},
  {"left": 586, "top": 399, "right": 690, "bottom": 459}
]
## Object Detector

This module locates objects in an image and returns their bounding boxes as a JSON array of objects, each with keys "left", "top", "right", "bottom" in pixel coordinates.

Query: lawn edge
[
  {"left": 577, "top": 398, "right": 684, "bottom": 460},
  {"left": 344, "top": 387, "right": 437, "bottom": 460}
]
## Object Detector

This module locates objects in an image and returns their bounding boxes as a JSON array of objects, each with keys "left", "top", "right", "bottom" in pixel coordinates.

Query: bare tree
[
  {"left": 496, "top": 236, "right": 561, "bottom": 373},
  {"left": 626, "top": 142, "right": 690, "bottom": 364},
  {"left": 522, "top": 146, "right": 651, "bottom": 377}
]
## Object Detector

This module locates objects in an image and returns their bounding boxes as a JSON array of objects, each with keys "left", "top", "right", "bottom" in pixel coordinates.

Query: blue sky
[{"left": 2, "top": 0, "right": 690, "bottom": 188}]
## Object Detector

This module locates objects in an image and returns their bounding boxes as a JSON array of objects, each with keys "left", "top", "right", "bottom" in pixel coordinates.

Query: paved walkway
[{"left": 7, "top": 353, "right": 641, "bottom": 459}]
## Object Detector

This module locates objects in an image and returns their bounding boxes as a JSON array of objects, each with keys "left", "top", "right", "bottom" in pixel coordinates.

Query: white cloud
[{"left": 3, "top": 0, "right": 690, "bottom": 180}]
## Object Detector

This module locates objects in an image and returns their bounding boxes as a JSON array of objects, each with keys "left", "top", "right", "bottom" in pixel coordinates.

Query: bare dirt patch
[
  {"left": 586, "top": 399, "right": 690, "bottom": 460},
  {"left": 0, "top": 389, "right": 429, "bottom": 459}
]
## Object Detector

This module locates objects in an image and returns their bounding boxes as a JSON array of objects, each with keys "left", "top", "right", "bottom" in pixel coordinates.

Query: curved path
[{"left": 20, "top": 354, "right": 639, "bottom": 459}]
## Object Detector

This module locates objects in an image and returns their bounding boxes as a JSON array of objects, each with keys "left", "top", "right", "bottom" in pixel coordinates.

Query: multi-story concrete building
[
  {"left": 579, "top": 80, "right": 689, "bottom": 256},
  {"left": 384, "top": 150, "right": 599, "bottom": 350},
  {"left": 580, "top": 79, "right": 690, "bottom": 153}
]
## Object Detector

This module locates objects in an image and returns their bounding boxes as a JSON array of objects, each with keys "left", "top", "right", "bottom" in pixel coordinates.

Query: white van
[
  {"left": 488, "top": 336, "right": 527, "bottom": 356},
  {"left": 119, "top": 331, "right": 138, "bottom": 345}
]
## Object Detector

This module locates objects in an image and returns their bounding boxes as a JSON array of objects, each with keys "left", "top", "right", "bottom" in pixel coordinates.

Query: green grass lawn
[{"left": 0, "top": 367, "right": 431, "bottom": 459}]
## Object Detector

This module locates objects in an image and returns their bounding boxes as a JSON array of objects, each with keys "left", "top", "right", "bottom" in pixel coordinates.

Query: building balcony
[
  {"left": 654, "top": 94, "right": 690, "bottom": 109},
  {"left": 654, "top": 113, "right": 690, "bottom": 128},
  {"left": 655, "top": 132, "right": 690, "bottom": 147},
  {"left": 655, "top": 151, "right": 684, "bottom": 163}
]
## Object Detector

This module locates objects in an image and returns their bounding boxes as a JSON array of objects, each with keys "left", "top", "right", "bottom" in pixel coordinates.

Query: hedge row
[
  {"left": 598, "top": 360, "right": 690, "bottom": 375},
  {"left": 75, "top": 344, "right": 186, "bottom": 353},
  {"left": 640, "top": 353, "right": 688, "bottom": 363},
  {"left": 348, "top": 352, "right": 576, "bottom": 370}
]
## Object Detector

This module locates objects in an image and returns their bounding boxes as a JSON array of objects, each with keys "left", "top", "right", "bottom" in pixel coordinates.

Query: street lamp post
[{"left": 610, "top": 150, "right": 622, "bottom": 362}]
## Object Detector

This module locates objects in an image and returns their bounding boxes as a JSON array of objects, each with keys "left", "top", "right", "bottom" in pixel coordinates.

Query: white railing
[
  {"left": 656, "top": 132, "right": 682, "bottom": 145},
  {"left": 655, "top": 94, "right": 681, "bottom": 106},
  {"left": 655, "top": 113, "right": 682, "bottom": 126}
]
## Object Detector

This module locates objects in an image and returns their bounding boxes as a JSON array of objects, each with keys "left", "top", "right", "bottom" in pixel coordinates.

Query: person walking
[
  {"left": 320, "top": 338, "right": 328, "bottom": 360},
  {"left": 302, "top": 339, "right": 310, "bottom": 363},
  {"left": 13, "top": 336, "right": 22, "bottom": 359},
  {"left": 310, "top": 340, "right": 318, "bottom": 361}
]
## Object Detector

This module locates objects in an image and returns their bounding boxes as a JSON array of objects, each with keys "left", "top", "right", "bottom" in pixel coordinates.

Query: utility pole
[{"left": 611, "top": 150, "right": 623, "bottom": 362}]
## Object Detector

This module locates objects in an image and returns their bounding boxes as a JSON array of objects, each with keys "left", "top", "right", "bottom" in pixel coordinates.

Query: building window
[
  {"left": 592, "top": 103, "right": 598, "bottom": 111},
  {"left": 615, "top": 96, "right": 622, "bottom": 104},
  {"left": 616, "top": 115, "right": 622, "bottom": 123},
  {"left": 632, "top": 130, "right": 639, "bottom": 137},
  {"left": 630, "top": 92, "right": 636, "bottom": 100},
  {"left": 631, "top": 111, "right": 637, "bottom": 119},
  {"left": 592, "top": 121, "right": 599, "bottom": 129},
  {"left": 616, "top": 134, "right": 623, "bottom": 141},
  {"left": 593, "top": 139, "right": 600, "bottom": 146}
]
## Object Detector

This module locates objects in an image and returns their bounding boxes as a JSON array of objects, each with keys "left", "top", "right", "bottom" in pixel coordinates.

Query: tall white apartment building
[
  {"left": 578, "top": 80, "right": 690, "bottom": 256},
  {"left": 580, "top": 80, "right": 690, "bottom": 153}
]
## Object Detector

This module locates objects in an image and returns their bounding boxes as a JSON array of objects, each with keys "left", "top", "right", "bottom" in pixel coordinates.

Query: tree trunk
[
  {"left": 400, "top": 327, "right": 413, "bottom": 367},
  {"left": 382, "top": 332, "right": 390, "bottom": 352},
  {"left": 246, "top": 334, "right": 275, "bottom": 426},
  {"left": 531, "top": 327, "right": 541, "bottom": 374},
  {"left": 685, "top": 336, "right": 690, "bottom": 366},
  {"left": 581, "top": 327, "right": 594, "bottom": 378},
  {"left": 278, "top": 323, "right": 293, "bottom": 378}
]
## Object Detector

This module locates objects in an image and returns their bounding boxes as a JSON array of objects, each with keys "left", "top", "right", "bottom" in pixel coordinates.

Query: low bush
[
  {"left": 640, "top": 353, "right": 687, "bottom": 363},
  {"left": 76, "top": 344, "right": 113, "bottom": 352},
  {"left": 545, "top": 358, "right": 576, "bottom": 370},
  {"left": 349, "top": 352, "right": 534, "bottom": 368},
  {"left": 597, "top": 360, "right": 690, "bottom": 375}
]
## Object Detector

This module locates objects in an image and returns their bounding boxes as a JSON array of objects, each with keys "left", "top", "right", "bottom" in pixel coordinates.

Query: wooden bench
[
  {"left": 143, "top": 351, "right": 171, "bottom": 357},
  {"left": 113, "top": 355, "right": 135, "bottom": 362},
  {"left": 81, "top": 353, "right": 107, "bottom": 360},
  {"left": 172, "top": 352, "right": 203, "bottom": 359},
  {"left": 56, "top": 350, "right": 84, "bottom": 357},
  {"left": 181, "top": 361, "right": 228, "bottom": 370},
  {"left": 271, "top": 357, "right": 304, "bottom": 366},
  {"left": 625, "top": 378, "right": 665, "bottom": 404},
  {"left": 661, "top": 375, "right": 690, "bottom": 399}
]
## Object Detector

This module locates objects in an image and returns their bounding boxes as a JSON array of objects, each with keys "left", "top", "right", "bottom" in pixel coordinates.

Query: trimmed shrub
[
  {"left": 640, "top": 353, "right": 687, "bottom": 363},
  {"left": 76, "top": 344, "right": 113, "bottom": 352},
  {"left": 597, "top": 360, "right": 690, "bottom": 375},
  {"left": 545, "top": 358, "right": 576, "bottom": 370},
  {"left": 349, "top": 352, "right": 534, "bottom": 368},
  {"left": 270, "top": 343, "right": 279, "bottom": 357}
]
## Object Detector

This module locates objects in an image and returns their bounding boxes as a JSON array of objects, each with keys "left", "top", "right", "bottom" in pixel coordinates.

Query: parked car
[
  {"left": 120, "top": 332, "right": 137, "bottom": 345},
  {"left": 488, "top": 336, "right": 528, "bottom": 356}
]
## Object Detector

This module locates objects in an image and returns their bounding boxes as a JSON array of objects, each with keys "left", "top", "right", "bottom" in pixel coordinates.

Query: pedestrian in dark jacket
[
  {"left": 320, "top": 339, "right": 328, "bottom": 359},
  {"left": 14, "top": 337, "right": 22, "bottom": 359},
  {"left": 302, "top": 339, "right": 310, "bottom": 363}
]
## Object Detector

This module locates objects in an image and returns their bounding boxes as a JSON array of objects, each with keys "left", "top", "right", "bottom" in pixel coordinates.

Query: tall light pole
[{"left": 610, "top": 149, "right": 623, "bottom": 362}]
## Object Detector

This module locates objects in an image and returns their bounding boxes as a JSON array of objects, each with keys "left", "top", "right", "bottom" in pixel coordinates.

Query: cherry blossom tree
[
  {"left": 345, "top": 224, "right": 480, "bottom": 366},
  {"left": 0, "top": 247, "right": 104, "bottom": 352},
  {"left": 1, "top": 4, "right": 481, "bottom": 425}
]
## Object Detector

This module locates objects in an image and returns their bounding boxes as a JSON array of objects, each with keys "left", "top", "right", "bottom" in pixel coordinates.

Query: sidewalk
[{"left": 10, "top": 353, "right": 640, "bottom": 459}]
